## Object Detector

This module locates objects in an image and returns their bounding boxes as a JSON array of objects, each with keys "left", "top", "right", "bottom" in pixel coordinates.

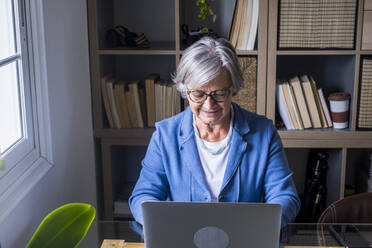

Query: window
[{"left": 0, "top": 0, "right": 53, "bottom": 222}]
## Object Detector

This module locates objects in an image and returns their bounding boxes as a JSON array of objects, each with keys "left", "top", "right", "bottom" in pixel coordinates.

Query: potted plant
[{"left": 26, "top": 203, "right": 95, "bottom": 248}]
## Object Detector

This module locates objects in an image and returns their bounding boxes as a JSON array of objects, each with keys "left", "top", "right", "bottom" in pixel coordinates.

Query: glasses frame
[{"left": 186, "top": 86, "right": 232, "bottom": 103}]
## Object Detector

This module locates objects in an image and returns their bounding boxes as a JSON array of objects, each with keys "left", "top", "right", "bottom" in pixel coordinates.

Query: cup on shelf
[{"left": 328, "top": 92, "right": 351, "bottom": 129}]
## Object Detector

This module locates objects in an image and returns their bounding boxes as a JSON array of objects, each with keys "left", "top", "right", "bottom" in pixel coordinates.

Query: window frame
[
  {"left": 0, "top": 0, "right": 53, "bottom": 223},
  {"left": 0, "top": 0, "right": 35, "bottom": 189}
]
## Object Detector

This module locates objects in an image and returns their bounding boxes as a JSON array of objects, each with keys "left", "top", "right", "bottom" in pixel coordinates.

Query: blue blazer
[{"left": 129, "top": 103, "right": 300, "bottom": 227}]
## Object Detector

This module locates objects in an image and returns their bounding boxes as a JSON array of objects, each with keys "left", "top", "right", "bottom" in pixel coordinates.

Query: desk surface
[{"left": 82, "top": 221, "right": 372, "bottom": 248}]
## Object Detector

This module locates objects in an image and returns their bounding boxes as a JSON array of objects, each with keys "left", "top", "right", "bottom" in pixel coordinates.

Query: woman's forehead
[{"left": 198, "top": 70, "right": 230, "bottom": 90}]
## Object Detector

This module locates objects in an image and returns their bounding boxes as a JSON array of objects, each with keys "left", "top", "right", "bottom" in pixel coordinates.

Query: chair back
[{"left": 318, "top": 192, "right": 372, "bottom": 223}]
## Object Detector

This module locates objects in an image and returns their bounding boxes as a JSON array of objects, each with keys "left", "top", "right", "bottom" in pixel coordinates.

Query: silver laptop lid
[{"left": 142, "top": 201, "right": 282, "bottom": 248}]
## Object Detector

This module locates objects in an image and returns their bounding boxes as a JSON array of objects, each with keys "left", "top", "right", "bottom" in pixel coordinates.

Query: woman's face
[{"left": 187, "top": 70, "right": 232, "bottom": 127}]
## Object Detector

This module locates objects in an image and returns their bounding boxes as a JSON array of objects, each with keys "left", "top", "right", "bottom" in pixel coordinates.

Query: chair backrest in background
[{"left": 318, "top": 192, "right": 372, "bottom": 223}]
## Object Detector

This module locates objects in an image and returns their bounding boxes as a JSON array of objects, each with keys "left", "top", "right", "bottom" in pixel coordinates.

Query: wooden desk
[
  {"left": 101, "top": 240, "right": 343, "bottom": 248},
  {"left": 90, "top": 221, "right": 372, "bottom": 248}
]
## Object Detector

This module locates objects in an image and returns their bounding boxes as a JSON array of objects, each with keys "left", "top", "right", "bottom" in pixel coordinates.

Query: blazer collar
[
  {"left": 178, "top": 103, "right": 251, "bottom": 193},
  {"left": 220, "top": 103, "right": 250, "bottom": 191},
  {"left": 178, "top": 107, "right": 208, "bottom": 191},
  {"left": 178, "top": 102, "right": 250, "bottom": 143}
]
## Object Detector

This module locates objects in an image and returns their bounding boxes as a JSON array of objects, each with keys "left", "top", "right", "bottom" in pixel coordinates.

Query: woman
[{"left": 129, "top": 37, "right": 300, "bottom": 227}]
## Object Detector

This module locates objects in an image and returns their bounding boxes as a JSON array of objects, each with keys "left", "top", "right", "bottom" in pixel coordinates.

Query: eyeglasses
[{"left": 187, "top": 87, "right": 232, "bottom": 103}]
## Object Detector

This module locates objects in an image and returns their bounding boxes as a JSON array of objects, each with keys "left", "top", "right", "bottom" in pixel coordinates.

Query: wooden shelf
[
  {"left": 94, "top": 128, "right": 155, "bottom": 144},
  {"left": 99, "top": 50, "right": 177, "bottom": 55},
  {"left": 279, "top": 130, "right": 372, "bottom": 140},
  {"left": 276, "top": 50, "right": 356, "bottom": 55},
  {"left": 236, "top": 50, "right": 258, "bottom": 56},
  {"left": 98, "top": 42, "right": 177, "bottom": 55},
  {"left": 88, "top": 0, "right": 372, "bottom": 220}
]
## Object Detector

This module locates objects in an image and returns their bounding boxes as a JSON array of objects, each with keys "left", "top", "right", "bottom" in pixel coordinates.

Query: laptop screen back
[{"left": 142, "top": 201, "right": 282, "bottom": 248}]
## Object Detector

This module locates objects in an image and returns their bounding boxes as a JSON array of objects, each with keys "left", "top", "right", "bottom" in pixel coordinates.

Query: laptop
[{"left": 142, "top": 201, "right": 282, "bottom": 248}]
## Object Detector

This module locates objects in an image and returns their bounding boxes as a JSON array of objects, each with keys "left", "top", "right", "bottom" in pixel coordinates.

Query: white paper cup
[{"left": 328, "top": 92, "right": 351, "bottom": 129}]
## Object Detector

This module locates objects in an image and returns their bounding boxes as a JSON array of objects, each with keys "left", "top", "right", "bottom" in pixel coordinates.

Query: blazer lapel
[
  {"left": 220, "top": 103, "right": 250, "bottom": 192},
  {"left": 179, "top": 108, "right": 209, "bottom": 192}
]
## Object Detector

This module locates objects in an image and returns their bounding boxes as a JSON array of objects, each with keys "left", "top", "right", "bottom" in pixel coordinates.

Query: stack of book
[
  {"left": 279, "top": 0, "right": 357, "bottom": 49},
  {"left": 101, "top": 73, "right": 181, "bottom": 129},
  {"left": 229, "top": 0, "right": 259, "bottom": 50},
  {"left": 277, "top": 75, "right": 332, "bottom": 130},
  {"left": 358, "top": 58, "right": 372, "bottom": 129}
]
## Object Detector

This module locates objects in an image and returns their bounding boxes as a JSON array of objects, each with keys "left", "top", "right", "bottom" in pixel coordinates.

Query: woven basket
[
  {"left": 279, "top": 0, "right": 357, "bottom": 49},
  {"left": 358, "top": 58, "right": 372, "bottom": 128},
  {"left": 232, "top": 56, "right": 257, "bottom": 113}
]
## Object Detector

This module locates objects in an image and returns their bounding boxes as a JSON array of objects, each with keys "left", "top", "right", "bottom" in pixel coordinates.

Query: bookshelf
[{"left": 88, "top": 0, "right": 372, "bottom": 220}]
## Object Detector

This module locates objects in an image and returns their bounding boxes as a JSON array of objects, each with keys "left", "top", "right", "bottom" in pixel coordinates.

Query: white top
[{"left": 193, "top": 108, "right": 234, "bottom": 201}]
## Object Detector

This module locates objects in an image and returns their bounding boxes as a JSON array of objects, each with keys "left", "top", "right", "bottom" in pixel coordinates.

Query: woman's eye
[
  {"left": 192, "top": 91, "right": 205, "bottom": 98},
  {"left": 213, "top": 90, "right": 226, "bottom": 96}
]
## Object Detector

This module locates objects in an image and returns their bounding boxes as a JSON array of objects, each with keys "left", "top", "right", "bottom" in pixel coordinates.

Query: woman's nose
[{"left": 203, "top": 95, "right": 216, "bottom": 108}]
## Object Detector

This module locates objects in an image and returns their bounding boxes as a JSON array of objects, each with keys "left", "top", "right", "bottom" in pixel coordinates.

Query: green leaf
[
  {"left": 26, "top": 203, "right": 96, "bottom": 248},
  {"left": 0, "top": 157, "right": 5, "bottom": 171}
]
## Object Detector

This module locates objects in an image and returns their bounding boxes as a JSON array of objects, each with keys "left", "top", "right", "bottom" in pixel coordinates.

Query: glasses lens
[
  {"left": 189, "top": 90, "right": 206, "bottom": 102},
  {"left": 212, "top": 89, "right": 229, "bottom": 102},
  {"left": 188, "top": 88, "right": 231, "bottom": 103}
]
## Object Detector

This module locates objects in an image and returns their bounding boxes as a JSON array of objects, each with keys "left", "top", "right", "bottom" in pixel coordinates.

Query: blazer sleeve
[
  {"left": 129, "top": 128, "right": 169, "bottom": 224},
  {"left": 263, "top": 122, "right": 301, "bottom": 227}
]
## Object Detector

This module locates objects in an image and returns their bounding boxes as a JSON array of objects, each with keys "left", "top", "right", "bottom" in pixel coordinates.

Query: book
[
  {"left": 172, "top": 86, "right": 181, "bottom": 115},
  {"left": 289, "top": 76, "right": 312, "bottom": 129},
  {"left": 282, "top": 82, "right": 299, "bottom": 129},
  {"left": 125, "top": 89, "right": 138, "bottom": 128},
  {"left": 138, "top": 81, "right": 147, "bottom": 127},
  {"left": 114, "top": 81, "right": 132, "bottom": 128},
  {"left": 288, "top": 82, "right": 304, "bottom": 130},
  {"left": 127, "top": 81, "right": 143, "bottom": 128},
  {"left": 318, "top": 88, "right": 333, "bottom": 127},
  {"left": 154, "top": 81, "right": 164, "bottom": 122},
  {"left": 101, "top": 74, "right": 114, "bottom": 128},
  {"left": 237, "top": 0, "right": 252, "bottom": 50},
  {"left": 301, "top": 75, "right": 322, "bottom": 128},
  {"left": 309, "top": 76, "right": 328, "bottom": 128},
  {"left": 161, "top": 81, "right": 167, "bottom": 120},
  {"left": 247, "top": 0, "right": 259, "bottom": 50},
  {"left": 106, "top": 78, "right": 121, "bottom": 129},
  {"left": 164, "top": 84, "right": 174, "bottom": 119},
  {"left": 277, "top": 83, "right": 293, "bottom": 130},
  {"left": 145, "top": 74, "right": 160, "bottom": 127},
  {"left": 229, "top": 0, "right": 244, "bottom": 47}
]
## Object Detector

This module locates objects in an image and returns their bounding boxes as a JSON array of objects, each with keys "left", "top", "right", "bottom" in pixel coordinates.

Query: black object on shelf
[
  {"left": 298, "top": 150, "right": 329, "bottom": 222},
  {"left": 106, "top": 25, "right": 150, "bottom": 48},
  {"left": 181, "top": 24, "right": 219, "bottom": 46}
]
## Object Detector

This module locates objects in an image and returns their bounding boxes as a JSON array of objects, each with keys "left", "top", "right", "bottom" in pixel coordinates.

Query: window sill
[{"left": 0, "top": 157, "right": 52, "bottom": 223}]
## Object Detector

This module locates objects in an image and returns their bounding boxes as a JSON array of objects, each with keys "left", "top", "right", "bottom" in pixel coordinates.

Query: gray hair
[{"left": 172, "top": 37, "right": 244, "bottom": 98}]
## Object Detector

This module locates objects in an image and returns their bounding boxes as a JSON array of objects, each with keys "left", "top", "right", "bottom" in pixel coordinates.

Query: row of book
[
  {"left": 277, "top": 75, "right": 332, "bottom": 130},
  {"left": 229, "top": 0, "right": 259, "bottom": 50},
  {"left": 101, "top": 74, "right": 181, "bottom": 129}
]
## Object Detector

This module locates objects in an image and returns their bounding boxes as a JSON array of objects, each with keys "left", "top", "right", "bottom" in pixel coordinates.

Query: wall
[{"left": 0, "top": 0, "right": 97, "bottom": 247}]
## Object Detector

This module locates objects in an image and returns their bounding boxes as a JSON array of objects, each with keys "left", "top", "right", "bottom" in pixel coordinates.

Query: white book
[
  {"left": 318, "top": 88, "right": 333, "bottom": 127},
  {"left": 239, "top": 0, "right": 253, "bottom": 50},
  {"left": 277, "top": 83, "right": 293, "bottom": 130},
  {"left": 246, "top": 0, "right": 259, "bottom": 50}
]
